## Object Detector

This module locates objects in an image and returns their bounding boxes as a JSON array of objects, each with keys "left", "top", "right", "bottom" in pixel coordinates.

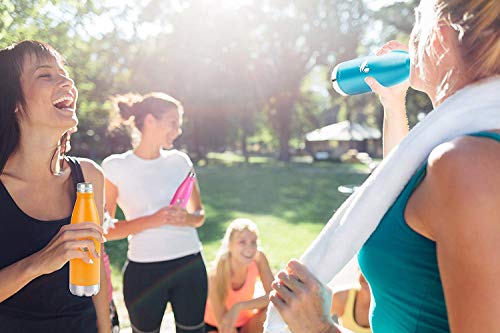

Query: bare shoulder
[
  {"left": 78, "top": 158, "right": 104, "bottom": 184},
  {"left": 429, "top": 133, "right": 500, "bottom": 331},
  {"left": 427, "top": 134, "right": 500, "bottom": 192},
  {"left": 208, "top": 270, "right": 217, "bottom": 284},
  {"left": 331, "top": 289, "right": 349, "bottom": 316},
  {"left": 255, "top": 250, "right": 270, "bottom": 265},
  {"left": 332, "top": 289, "right": 349, "bottom": 303},
  {"left": 426, "top": 133, "right": 500, "bottom": 234}
]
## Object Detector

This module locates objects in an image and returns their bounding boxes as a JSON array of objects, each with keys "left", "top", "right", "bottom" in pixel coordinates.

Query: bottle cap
[
  {"left": 77, "top": 182, "right": 93, "bottom": 193},
  {"left": 331, "top": 64, "right": 348, "bottom": 96}
]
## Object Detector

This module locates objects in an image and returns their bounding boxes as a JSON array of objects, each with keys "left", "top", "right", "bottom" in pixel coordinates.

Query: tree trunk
[
  {"left": 277, "top": 101, "right": 293, "bottom": 162},
  {"left": 278, "top": 126, "right": 290, "bottom": 161},
  {"left": 241, "top": 129, "right": 249, "bottom": 163},
  {"left": 191, "top": 116, "right": 202, "bottom": 163}
]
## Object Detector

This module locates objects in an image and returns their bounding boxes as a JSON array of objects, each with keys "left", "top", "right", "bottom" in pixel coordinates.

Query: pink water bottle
[{"left": 170, "top": 171, "right": 196, "bottom": 208}]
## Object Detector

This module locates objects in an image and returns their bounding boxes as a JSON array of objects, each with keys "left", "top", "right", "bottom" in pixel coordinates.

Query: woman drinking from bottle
[
  {"left": 270, "top": 0, "right": 500, "bottom": 332},
  {"left": 102, "top": 92, "right": 207, "bottom": 333},
  {"left": 0, "top": 40, "right": 110, "bottom": 333}
]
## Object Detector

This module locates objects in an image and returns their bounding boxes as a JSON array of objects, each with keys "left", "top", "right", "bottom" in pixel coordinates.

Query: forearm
[
  {"left": 0, "top": 254, "right": 42, "bottom": 302},
  {"left": 185, "top": 210, "right": 205, "bottom": 228},
  {"left": 105, "top": 215, "right": 153, "bottom": 240},
  {"left": 92, "top": 258, "right": 110, "bottom": 333},
  {"left": 235, "top": 294, "right": 269, "bottom": 312},
  {"left": 382, "top": 100, "right": 409, "bottom": 157}
]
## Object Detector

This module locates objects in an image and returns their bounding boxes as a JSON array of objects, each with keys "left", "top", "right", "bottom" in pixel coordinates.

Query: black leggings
[{"left": 123, "top": 253, "right": 208, "bottom": 333}]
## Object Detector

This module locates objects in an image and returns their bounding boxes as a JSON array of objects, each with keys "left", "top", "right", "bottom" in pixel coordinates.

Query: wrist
[
  {"left": 383, "top": 100, "right": 406, "bottom": 115},
  {"left": 316, "top": 316, "right": 337, "bottom": 333},
  {"left": 319, "top": 322, "right": 338, "bottom": 333},
  {"left": 232, "top": 302, "right": 242, "bottom": 312},
  {"left": 144, "top": 215, "right": 157, "bottom": 228},
  {"left": 24, "top": 253, "right": 45, "bottom": 279},
  {"left": 186, "top": 213, "right": 204, "bottom": 228}
]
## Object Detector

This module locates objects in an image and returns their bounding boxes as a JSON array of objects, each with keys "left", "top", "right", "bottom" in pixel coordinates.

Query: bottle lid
[
  {"left": 331, "top": 64, "right": 348, "bottom": 96},
  {"left": 77, "top": 182, "right": 93, "bottom": 193}
]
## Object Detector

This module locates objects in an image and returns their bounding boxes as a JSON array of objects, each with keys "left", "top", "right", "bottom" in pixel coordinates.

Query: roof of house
[{"left": 305, "top": 120, "right": 381, "bottom": 142}]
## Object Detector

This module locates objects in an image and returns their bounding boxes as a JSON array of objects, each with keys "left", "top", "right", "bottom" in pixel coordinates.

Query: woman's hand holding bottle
[
  {"left": 148, "top": 205, "right": 187, "bottom": 228},
  {"left": 32, "top": 222, "right": 104, "bottom": 276},
  {"left": 365, "top": 40, "right": 411, "bottom": 156},
  {"left": 364, "top": 40, "right": 410, "bottom": 115},
  {"left": 163, "top": 204, "right": 188, "bottom": 226}
]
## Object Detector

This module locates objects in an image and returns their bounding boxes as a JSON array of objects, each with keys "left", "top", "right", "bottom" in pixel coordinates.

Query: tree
[
  {"left": 1, "top": 0, "right": 133, "bottom": 160},
  {"left": 250, "top": 0, "right": 368, "bottom": 161}
]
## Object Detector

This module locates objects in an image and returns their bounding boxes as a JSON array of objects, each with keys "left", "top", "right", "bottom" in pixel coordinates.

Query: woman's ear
[
  {"left": 143, "top": 113, "right": 156, "bottom": 129},
  {"left": 430, "top": 23, "right": 459, "bottom": 61}
]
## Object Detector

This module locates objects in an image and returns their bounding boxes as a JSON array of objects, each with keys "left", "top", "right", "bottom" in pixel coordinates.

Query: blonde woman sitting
[{"left": 205, "top": 219, "right": 274, "bottom": 333}]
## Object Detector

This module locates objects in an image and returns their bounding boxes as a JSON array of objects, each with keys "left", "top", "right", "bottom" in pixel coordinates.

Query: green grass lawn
[{"left": 105, "top": 154, "right": 371, "bottom": 289}]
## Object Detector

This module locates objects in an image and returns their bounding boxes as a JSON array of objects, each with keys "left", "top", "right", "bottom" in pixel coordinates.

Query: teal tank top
[{"left": 358, "top": 131, "right": 500, "bottom": 333}]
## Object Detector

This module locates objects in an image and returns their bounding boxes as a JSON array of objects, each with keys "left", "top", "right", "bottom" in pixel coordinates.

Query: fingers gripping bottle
[
  {"left": 331, "top": 50, "right": 410, "bottom": 96},
  {"left": 69, "top": 182, "right": 100, "bottom": 297},
  {"left": 170, "top": 171, "right": 196, "bottom": 208}
]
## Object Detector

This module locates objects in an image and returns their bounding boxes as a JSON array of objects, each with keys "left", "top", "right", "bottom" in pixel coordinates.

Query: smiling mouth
[{"left": 52, "top": 95, "right": 74, "bottom": 110}]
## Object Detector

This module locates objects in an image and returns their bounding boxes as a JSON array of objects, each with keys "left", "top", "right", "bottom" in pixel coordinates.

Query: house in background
[{"left": 305, "top": 120, "right": 382, "bottom": 161}]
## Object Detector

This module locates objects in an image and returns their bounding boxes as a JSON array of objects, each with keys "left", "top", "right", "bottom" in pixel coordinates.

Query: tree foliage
[{"left": 2, "top": 0, "right": 431, "bottom": 162}]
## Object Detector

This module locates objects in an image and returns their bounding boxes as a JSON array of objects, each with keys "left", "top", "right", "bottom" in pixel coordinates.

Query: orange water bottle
[{"left": 69, "top": 182, "right": 100, "bottom": 297}]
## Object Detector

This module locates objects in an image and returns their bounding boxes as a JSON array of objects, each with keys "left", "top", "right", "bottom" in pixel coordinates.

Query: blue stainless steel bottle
[{"left": 331, "top": 50, "right": 410, "bottom": 96}]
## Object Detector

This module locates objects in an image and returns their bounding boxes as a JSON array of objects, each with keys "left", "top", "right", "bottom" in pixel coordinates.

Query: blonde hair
[
  {"left": 210, "top": 218, "right": 260, "bottom": 306},
  {"left": 413, "top": 0, "right": 499, "bottom": 99}
]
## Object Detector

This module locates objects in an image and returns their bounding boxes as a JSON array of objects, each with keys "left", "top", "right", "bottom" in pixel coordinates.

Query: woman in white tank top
[{"left": 102, "top": 92, "right": 207, "bottom": 333}]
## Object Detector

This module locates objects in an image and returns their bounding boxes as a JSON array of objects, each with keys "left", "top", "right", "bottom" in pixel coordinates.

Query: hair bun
[{"left": 117, "top": 101, "right": 135, "bottom": 121}]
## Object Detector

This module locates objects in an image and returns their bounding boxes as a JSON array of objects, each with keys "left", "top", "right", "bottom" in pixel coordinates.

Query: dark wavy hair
[{"left": 0, "top": 40, "right": 69, "bottom": 174}]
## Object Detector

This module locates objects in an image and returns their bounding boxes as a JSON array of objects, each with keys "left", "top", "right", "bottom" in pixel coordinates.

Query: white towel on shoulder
[{"left": 265, "top": 76, "right": 500, "bottom": 333}]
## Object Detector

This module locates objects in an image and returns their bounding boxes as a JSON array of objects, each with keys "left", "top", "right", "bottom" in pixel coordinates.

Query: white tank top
[{"left": 102, "top": 150, "right": 202, "bottom": 262}]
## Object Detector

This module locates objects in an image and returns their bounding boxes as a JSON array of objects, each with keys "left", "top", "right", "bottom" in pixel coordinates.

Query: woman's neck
[
  {"left": 229, "top": 256, "right": 249, "bottom": 277},
  {"left": 133, "top": 140, "right": 162, "bottom": 160},
  {"left": 4, "top": 130, "right": 64, "bottom": 181},
  {"left": 428, "top": 68, "right": 473, "bottom": 109}
]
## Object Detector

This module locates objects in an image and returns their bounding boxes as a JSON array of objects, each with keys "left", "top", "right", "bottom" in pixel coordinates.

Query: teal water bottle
[{"left": 331, "top": 50, "right": 410, "bottom": 96}]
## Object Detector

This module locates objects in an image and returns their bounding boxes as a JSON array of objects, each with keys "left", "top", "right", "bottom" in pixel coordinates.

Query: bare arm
[
  {"left": 412, "top": 138, "right": 500, "bottom": 333},
  {"left": 364, "top": 40, "right": 410, "bottom": 157},
  {"left": 104, "top": 178, "right": 152, "bottom": 240},
  {"left": 207, "top": 274, "right": 228, "bottom": 329},
  {"left": 0, "top": 256, "right": 46, "bottom": 303},
  {"left": 232, "top": 251, "right": 274, "bottom": 312},
  {"left": 104, "top": 179, "right": 168, "bottom": 240},
  {"left": 81, "top": 159, "right": 111, "bottom": 333},
  {"left": 381, "top": 103, "right": 409, "bottom": 157},
  {"left": 331, "top": 291, "right": 348, "bottom": 318},
  {"left": 184, "top": 179, "right": 205, "bottom": 228},
  {"left": 0, "top": 223, "right": 104, "bottom": 303}
]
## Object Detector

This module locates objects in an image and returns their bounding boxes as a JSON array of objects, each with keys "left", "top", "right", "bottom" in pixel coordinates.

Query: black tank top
[{"left": 0, "top": 156, "right": 97, "bottom": 333}]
